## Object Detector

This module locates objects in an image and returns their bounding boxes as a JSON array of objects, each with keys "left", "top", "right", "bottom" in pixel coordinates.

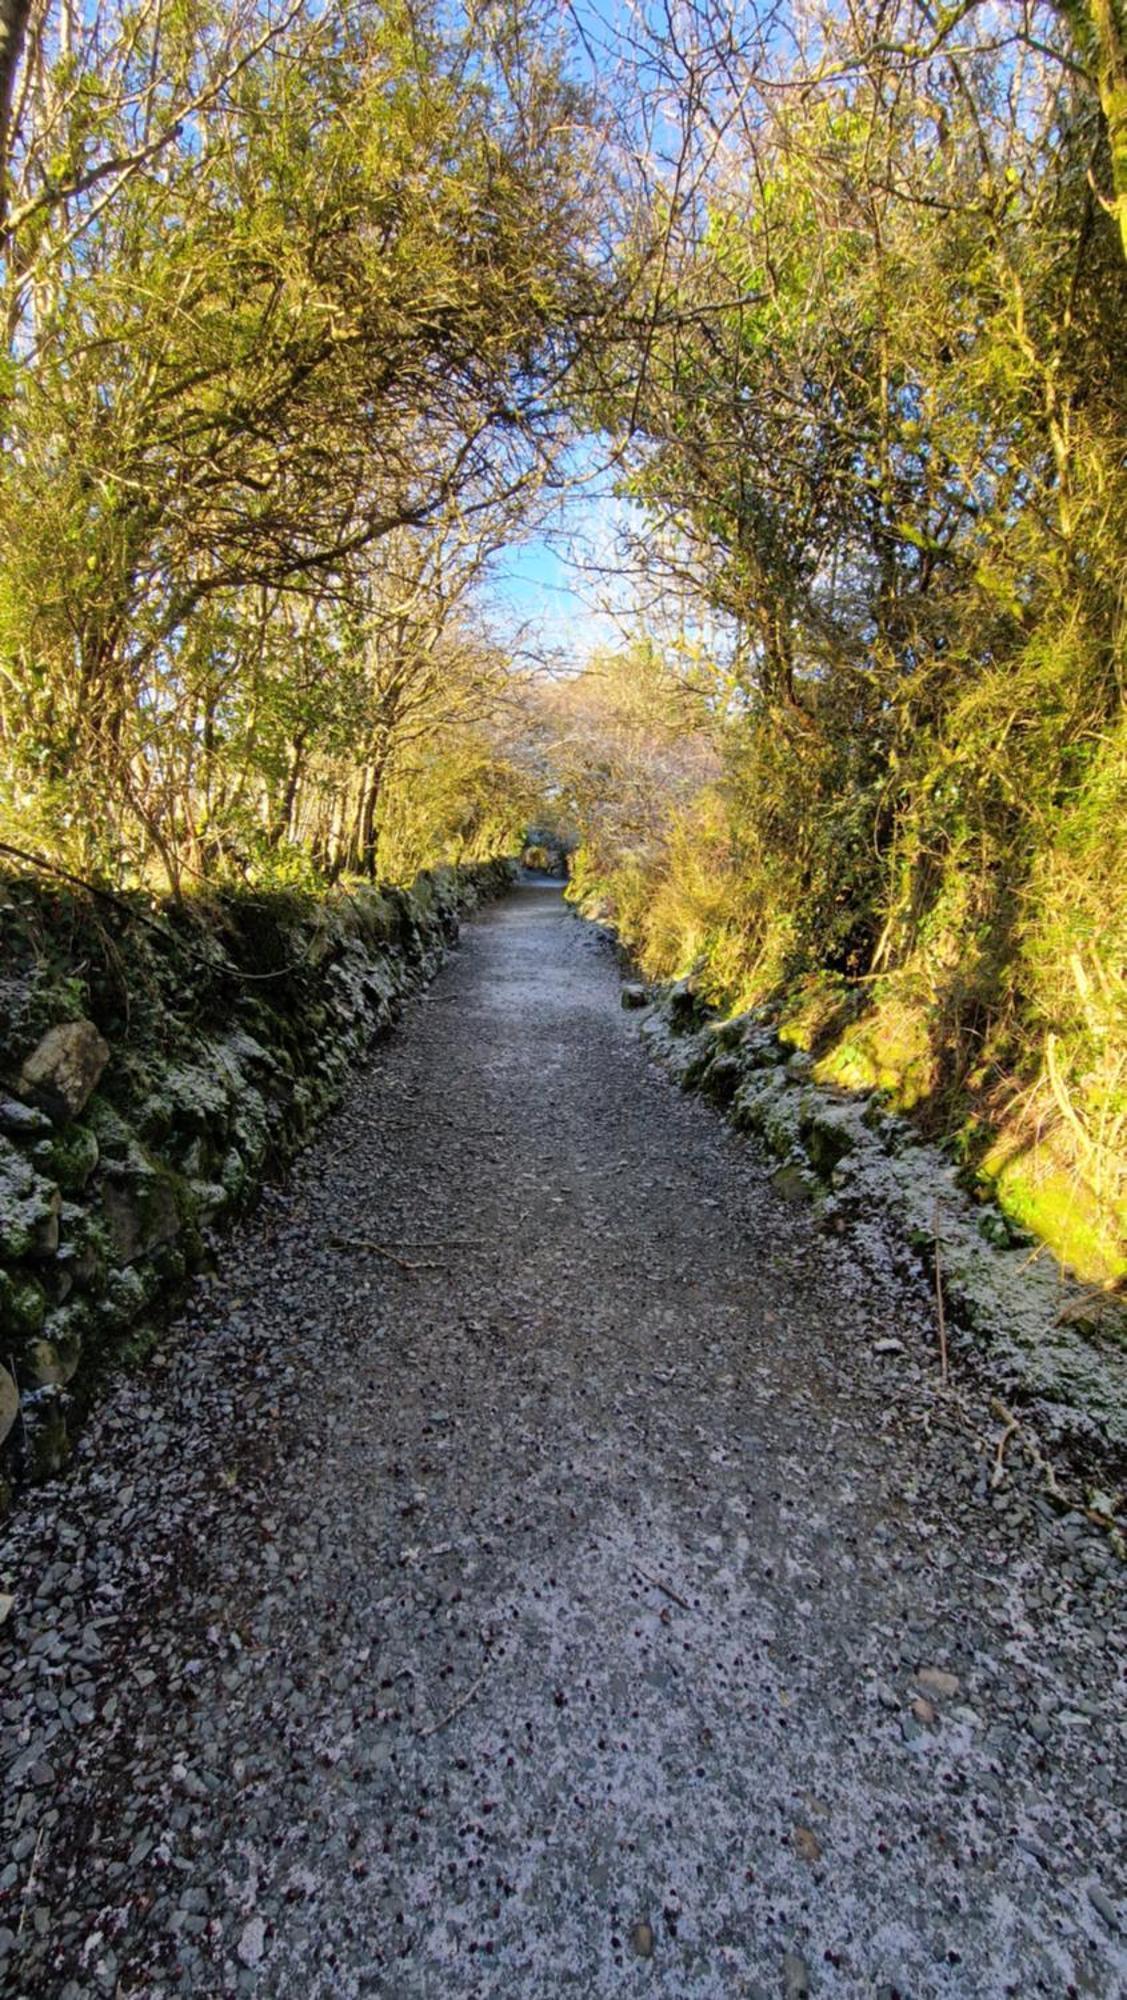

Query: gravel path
[{"left": 1, "top": 882, "right": 1124, "bottom": 1998}]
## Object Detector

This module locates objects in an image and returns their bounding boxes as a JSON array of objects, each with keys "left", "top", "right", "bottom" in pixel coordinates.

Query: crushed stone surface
[{"left": 1, "top": 882, "right": 1124, "bottom": 1998}]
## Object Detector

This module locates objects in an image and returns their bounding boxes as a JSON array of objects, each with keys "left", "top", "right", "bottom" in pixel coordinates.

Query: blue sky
[
  {"left": 489, "top": 526, "right": 625, "bottom": 667},
  {"left": 480, "top": 0, "right": 690, "bottom": 670},
  {"left": 486, "top": 456, "right": 641, "bottom": 671}
]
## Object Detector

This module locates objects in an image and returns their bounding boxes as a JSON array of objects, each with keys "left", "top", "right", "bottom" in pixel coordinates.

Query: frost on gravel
[
  {"left": 642, "top": 998, "right": 1127, "bottom": 1465},
  {"left": 0, "top": 889, "right": 1123, "bottom": 1998}
]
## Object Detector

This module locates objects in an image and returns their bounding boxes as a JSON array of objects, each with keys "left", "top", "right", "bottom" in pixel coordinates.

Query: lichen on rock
[
  {"left": 0, "top": 1137, "right": 61, "bottom": 1262},
  {"left": 18, "top": 1019, "right": 110, "bottom": 1124}
]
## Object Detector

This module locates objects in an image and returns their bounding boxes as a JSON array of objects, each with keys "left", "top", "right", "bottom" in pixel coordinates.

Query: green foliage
[
  {"left": 0, "top": 0, "right": 607, "bottom": 892},
  {"left": 375, "top": 726, "right": 541, "bottom": 886},
  {"left": 1, "top": 0, "right": 1125, "bottom": 1281},
  {"left": 572, "top": 0, "right": 1127, "bottom": 1280}
]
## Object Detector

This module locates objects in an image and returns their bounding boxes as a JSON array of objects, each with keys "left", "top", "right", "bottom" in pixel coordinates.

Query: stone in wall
[{"left": 19, "top": 1020, "right": 109, "bottom": 1124}]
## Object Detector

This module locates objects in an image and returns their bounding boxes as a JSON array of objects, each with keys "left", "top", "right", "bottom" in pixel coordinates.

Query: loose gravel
[{"left": 1, "top": 882, "right": 1124, "bottom": 1998}]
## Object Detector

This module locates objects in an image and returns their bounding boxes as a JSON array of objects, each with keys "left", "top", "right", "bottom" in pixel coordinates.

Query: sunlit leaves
[{"left": 0, "top": 0, "right": 608, "bottom": 886}]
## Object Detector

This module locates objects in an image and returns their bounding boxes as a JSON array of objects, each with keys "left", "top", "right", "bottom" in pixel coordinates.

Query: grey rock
[
  {"left": 782, "top": 1950, "right": 811, "bottom": 1997},
  {"left": 19, "top": 1020, "right": 110, "bottom": 1124},
  {"left": 100, "top": 1168, "right": 181, "bottom": 1265},
  {"left": 237, "top": 1916, "right": 266, "bottom": 1966},
  {"left": 1088, "top": 1883, "right": 1120, "bottom": 1932},
  {"left": 0, "top": 1093, "right": 52, "bottom": 1138},
  {"left": 0, "top": 1363, "right": 18, "bottom": 1446},
  {"left": 915, "top": 1666, "right": 960, "bottom": 1700},
  {"left": 24, "top": 1334, "right": 81, "bottom": 1389}
]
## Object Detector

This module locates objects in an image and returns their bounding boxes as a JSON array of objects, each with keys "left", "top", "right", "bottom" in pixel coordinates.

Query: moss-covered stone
[
  {"left": 83, "top": 1095, "right": 135, "bottom": 1162},
  {"left": 33, "top": 1122, "right": 100, "bottom": 1195},
  {"left": 814, "top": 999, "right": 935, "bottom": 1109},
  {"left": 229, "top": 1087, "right": 269, "bottom": 1172},
  {"left": 711, "top": 1011, "right": 756, "bottom": 1051},
  {"left": 773, "top": 1162, "right": 817, "bottom": 1204},
  {"left": 99, "top": 1265, "right": 147, "bottom": 1331},
  {"left": 25, "top": 1305, "right": 85, "bottom": 1385},
  {"left": 798, "top": 1095, "right": 865, "bottom": 1177},
  {"left": 19, "top": 1387, "right": 69, "bottom": 1479},
  {"left": 190, "top": 1177, "right": 230, "bottom": 1223},
  {"left": 99, "top": 1157, "right": 189, "bottom": 1266},
  {"left": 155, "top": 1060, "right": 233, "bottom": 1139},
  {"left": 697, "top": 1049, "right": 745, "bottom": 1106},
  {"left": 145, "top": 1238, "right": 189, "bottom": 1289},
  {"left": 0, "top": 1269, "right": 46, "bottom": 1340},
  {"left": 220, "top": 1147, "right": 248, "bottom": 1205},
  {"left": 0, "top": 1137, "right": 61, "bottom": 1261},
  {"left": 56, "top": 1203, "right": 109, "bottom": 1291},
  {"left": 666, "top": 978, "right": 705, "bottom": 1032}
]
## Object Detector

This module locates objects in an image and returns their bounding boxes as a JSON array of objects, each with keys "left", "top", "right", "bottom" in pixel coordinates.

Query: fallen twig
[
  {"left": 417, "top": 1660, "right": 492, "bottom": 1738},
  {"left": 989, "top": 1397, "right": 1066, "bottom": 1503},
  {"left": 364, "top": 1238, "right": 475, "bottom": 1249},
  {"left": 634, "top": 1563, "right": 692, "bottom": 1612},
  {"left": 986, "top": 1399, "right": 1124, "bottom": 1552},
  {"left": 933, "top": 1201, "right": 949, "bottom": 1387},
  {"left": 16, "top": 1824, "right": 47, "bottom": 1937},
  {"left": 330, "top": 1234, "right": 446, "bottom": 1275},
  {"left": 990, "top": 1407, "right": 1020, "bottom": 1490}
]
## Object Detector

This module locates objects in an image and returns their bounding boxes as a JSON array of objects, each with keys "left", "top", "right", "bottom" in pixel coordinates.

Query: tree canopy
[{"left": 0, "top": 0, "right": 1124, "bottom": 1275}]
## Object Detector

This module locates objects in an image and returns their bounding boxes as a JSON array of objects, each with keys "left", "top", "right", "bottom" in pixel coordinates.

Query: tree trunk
[
  {"left": 270, "top": 730, "right": 308, "bottom": 847},
  {"left": 355, "top": 757, "right": 386, "bottom": 877},
  {"left": 0, "top": 0, "right": 33, "bottom": 224},
  {"left": 1090, "top": 0, "right": 1127, "bottom": 262}
]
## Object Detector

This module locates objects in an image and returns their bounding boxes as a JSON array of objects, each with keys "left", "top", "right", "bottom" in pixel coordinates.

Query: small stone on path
[
  {"left": 631, "top": 1919, "right": 655, "bottom": 1958},
  {"left": 783, "top": 1949, "right": 811, "bottom": 1996},
  {"left": 1089, "top": 1884, "right": 1120, "bottom": 1933},
  {"left": 915, "top": 1666, "right": 960, "bottom": 1700},
  {"left": 237, "top": 1917, "right": 265, "bottom": 1968}
]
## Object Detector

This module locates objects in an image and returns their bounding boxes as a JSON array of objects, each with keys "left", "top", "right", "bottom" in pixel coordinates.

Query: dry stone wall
[
  {"left": 0, "top": 861, "right": 513, "bottom": 1506},
  {"left": 634, "top": 979, "right": 1127, "bottom": 1485}
]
